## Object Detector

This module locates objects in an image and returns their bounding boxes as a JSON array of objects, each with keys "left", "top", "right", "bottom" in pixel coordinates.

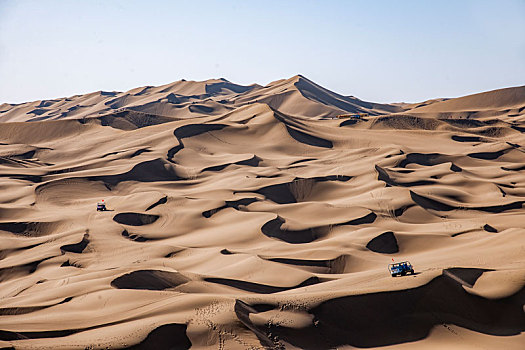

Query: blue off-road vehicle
[{"left": 388, "top": 261, "right": 414, "bottom": 277}]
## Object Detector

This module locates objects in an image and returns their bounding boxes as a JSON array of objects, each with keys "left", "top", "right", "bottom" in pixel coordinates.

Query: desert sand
[{"left": 0, "top": 75, "right": 524, "bottom": 349}]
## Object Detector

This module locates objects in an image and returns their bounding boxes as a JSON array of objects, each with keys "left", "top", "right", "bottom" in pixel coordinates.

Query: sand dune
[
  {"left": 0, "top": 75, "right": 403, "bottom": 125},
  {"left": 0, "top": 76, "right": 524, "bottom": 349}
]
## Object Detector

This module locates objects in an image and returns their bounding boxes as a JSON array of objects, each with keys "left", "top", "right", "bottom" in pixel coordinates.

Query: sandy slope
[{"left": 0, "top": 77, "right": 524, "bottom": 349}]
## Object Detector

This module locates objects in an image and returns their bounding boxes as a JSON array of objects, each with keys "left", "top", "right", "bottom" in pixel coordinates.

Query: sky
[{"left": 1, "top": 0, "right": 524, "bottom": 104}]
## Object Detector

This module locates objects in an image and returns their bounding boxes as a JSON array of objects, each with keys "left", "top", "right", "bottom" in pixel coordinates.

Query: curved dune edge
[{"left": 0, "top": 77, "right": 524, "bottom": 349}]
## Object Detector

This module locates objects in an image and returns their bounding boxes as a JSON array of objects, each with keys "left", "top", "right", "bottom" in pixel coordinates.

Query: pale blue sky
[{"left": 1, "top": 0, "right": 524, "bottom": 104}]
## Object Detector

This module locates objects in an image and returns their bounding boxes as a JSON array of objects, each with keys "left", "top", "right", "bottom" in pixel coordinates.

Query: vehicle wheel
[{"left": 410, "top": 269, "right": 414, "bottom": 274}]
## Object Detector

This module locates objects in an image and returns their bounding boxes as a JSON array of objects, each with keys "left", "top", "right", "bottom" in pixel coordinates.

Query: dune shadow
[
  {"left": 167, "top": 123, "right": 228, "bottom": 161},
  {"left": 451, "top": 135, "right": 482, "bottom": 142},
  {"left": 237, "top": 269, "right": 525, "bottom": 348},
  {"left": 113, "top": 213, "right": 159, "bottom": 226},
  {"left": 121, "top": 229, "right": 151, "bottom": 242},
  {"left": 90, "top": 158, "right": 181, "bottom": 187},
  {"left": 366, "top": 231, "right": 399, "bottom": 254},
  {"left": 125, "top": 323, "right": 191, "bottom": 350},
  {"left": 145, "top": 196, "right": 167, "bottom": 211},
  {"left": 261, "top": 211, "right": 378, "bottom": 244},
  {"left": 263, "top": 255, "right": 349, "bottom": 274},
  {"left": 467, "top": 150, "right": 506, "bottom": 160},
  {"left": 410, "top": 190, "right": 524, "bottom": 213},
  {"left": 201, "top": 155, "right": 261, "bottom": 172},
  {"left": 0, "top": 221, "right": 55, "bottom": 236},
  {"left": 376, "top": 165, "right": 435, "bottom": 187},
  {"left": 250, "top": 175, "right": 351, "bottom": 204},
  {"left": 111, "top": 270, "right": 190, "bottom": 290},
  {"left": 261, "top": 216, "right": 325, "bottom": 244},
  {"left": 202, "top": 197, "right": 258, "bottom": 218},
  {"left": 60, "top": 233, "right": 89, "bottom": 253},
  {"left": 98, "top": 110, "right": 175, "bottom": 130},
  {"left": 0, "top": 297, "right": 73, "bottom": 316},
  {"left": 0, "top": 257, "right": 54, "bottom": 282},
  {"left": 285, "top": 125, "right": 333, "bottom": 148},
  {"left": 339, "top": 212, "right": 377, "bottom": 225},
  {"left": 339, "top": 118, "right": 358, "bottom": 127},
  {"left": 204, "top": 276, "right": 320, "bottom": 294}
]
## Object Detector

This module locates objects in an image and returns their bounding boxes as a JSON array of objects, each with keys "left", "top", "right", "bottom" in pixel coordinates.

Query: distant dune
[
  {"left": 0, "top": 75, "right": 404, "bottom": 124},
  {"left": 0, "top": 76, "right": 524, "bottom": 349}
]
